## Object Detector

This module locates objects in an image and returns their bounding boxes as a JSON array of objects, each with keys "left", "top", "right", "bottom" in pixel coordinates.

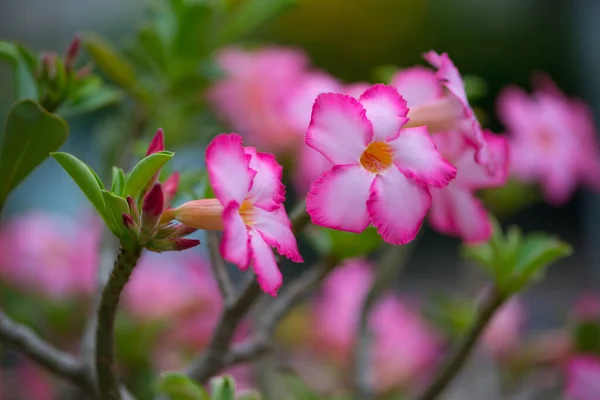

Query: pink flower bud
[
  {"left": 147, "top": 237, "right": 200, "bottom": 252},
  {"left": 163, "top": 172, "right": 180, "bottom": 206},
  {"left": 65, "top": 35, "right": 81, "bottom": 71},
  {"left": 146, "top": 128, "right": 165, "bottom": 156},
  {"left": 126, "top": 195, "right": 139, "bottom": 221},
  {"left": 141, "top": 183, "right": 164, "bottom": 239},
  {"left": 41, "top": 53, "right": 57, "bottom": 79},
  {"left": 122, "top": 213, "right": 135, "bottom": 229}
]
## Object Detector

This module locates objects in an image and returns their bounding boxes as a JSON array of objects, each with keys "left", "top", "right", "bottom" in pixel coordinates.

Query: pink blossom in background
[
  {"left": 0, "top": 212, "right": 100, "bottom": 300},
  {"left": 428, "top": 130, "right": 509, "bottom": 243},
  {"left": 168, "top": 134, "right": 303, "bottom": 295},
  {"left": 565, "top": 355, "right": 600, "bottom": 400},
  {"left": 210, "top": 47, "right": 311, "bottom": 155},
  {"left": 312, "top": 259, "right": 440, "bottom": 392},
  {"left": 497, "top": 75, "right": 600, "bottom": 205},
  {"left": 482, "top": 297, "right": 526, "bottom": 359},
  {"left": 305, "top": 84, "right": 456, "bottom": 245},
  {"left": 572, "top": 293, "right": 600, "bottom": 322},
  {"left": 394, "top": 52, "right": 491, "bottom": 171}
]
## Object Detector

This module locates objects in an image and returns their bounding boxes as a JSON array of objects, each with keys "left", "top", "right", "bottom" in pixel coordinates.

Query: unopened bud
[
  {"left": 141, "top": 183, "right": 164, "bottom": 240},
  {"left": 126, "top": 195, "right": 139, "bottom": 221},
  {"left": 163, "top": 172, "right": 180, "bottom": 206},
  {"left": 122, "top": 212, "right": 135, "bottom": 228},
  {"left": 41, "top": 53, "right": 57, "bottom": 79},
  {"left": 65, "top": 35, "right": 81, "bottom": 71},
  {"left": 146, "top": 128, "right": 165, "bottom": 156},
  {"left": 156, "top": 223, "right": 197, "bottom": 239},
  {"left": 147, "top": 237, "right": 200, "bottom": 253}
]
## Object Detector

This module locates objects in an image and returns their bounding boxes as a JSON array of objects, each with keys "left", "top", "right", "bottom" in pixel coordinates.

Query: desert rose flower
[
  {"left": 564, "top": 355, "right": 600, "bottom": 400},
  {"left": 0, "top": 212, "right": 99, "bottom": 300},
  {"left": 395, "top": 52, "right": 490, "bottom": 169},
  {"left": 497, "top": 76, "right": 600, "bottom": 205},
  {"left": 482, "top": 297, "right": 526, "bottom": 358},
  {"left": 305, "top": 84, "right": 456, "bottom": 245},
  {"left": 164, "top": 134, "right": 303, "bottom": 295},
  {"left": 428, "top": 130, "right": 509, "bottom": 243}
]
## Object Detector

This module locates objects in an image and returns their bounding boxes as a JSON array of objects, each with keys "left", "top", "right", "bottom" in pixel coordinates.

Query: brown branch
[
  {"left": 414, "top": 287, "right": 507, "bottom": 400},
  {"left": 207, "top": 231, "right": 236, "bottom": 305}
]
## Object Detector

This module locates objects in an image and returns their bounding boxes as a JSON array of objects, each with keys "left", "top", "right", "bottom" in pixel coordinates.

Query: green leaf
[
  {"left": 111, "top": 167, "right": 126, "bottom": 195},
  {"left": 219, "top": 0, "right": 296, "bottom": 43},
  {"left": 101, "top": 190, "right": 130, "bottom": 235},
  {"left": 0, "top": 42, "right": 38, "bottom": 100},
  {"left": 306, "top": 226, "right": 382, "bottom": 260},
  {"left": 236, "top": 391, "right": 262, "bottom": 400},
  {"left": 211, "top": 375, "right": 235, "bottom": 400},
  {"left": 0, "top": 100, "right": 68, "bottom": 207},
  {"left": 57, "top": 75, "right": 123, "bottom": 118},
  {"left": 156, "top": 372, "right": 209, "bottom": 400},
  {"left": 83, "top": 34, "right": 140, "bottom": 95},
  {"left": 279, "top": 372, "right": 320, "bottom": 400},
  {"left": 173, "top": 3, "right": 214, "bottom": 61},
  {"left": 122, "top": 151, "right": 174, "bottom": 200},
  {"left": 51, "top": 152, "right": 109, "bottom": 224},
  {"left": 139, "top": 24, "right": 169, "bottom": 72},
  {"left": 574, "top": 321, "right": 600, "bottom": 355}
]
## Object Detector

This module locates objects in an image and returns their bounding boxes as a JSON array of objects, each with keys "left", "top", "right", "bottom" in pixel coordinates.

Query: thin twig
[
  {"left": 95, "top": 244, "right": 143, "bottom": 400},
  {"left": 414, "top": 287, "right": 507, "bottom": 400},
  {"left": 225, "top": 256, "right": 339, "bottom": 367},
  {"left": 353, "top": 242, "right": 418, "bottom": 399},
  {"left": 0, "top": 310, "right": 91, "bottom": 390},
  {"left": 207, "top": 231, "right": 236, "bottom": 305},
  {"left": 185, "top": 204, "right": 310, "bottom": 384}
]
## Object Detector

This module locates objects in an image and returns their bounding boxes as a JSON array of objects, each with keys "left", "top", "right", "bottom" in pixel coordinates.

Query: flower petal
[
  {"left": 565, "top": 355, "right": 600, "bottom": 400},
  {"left": 359, "top": 84, "right": 408, "bottom": 141},
  {"left": 206, "top": 134, "right": 255, "bottom": 205},
  {"left": 245, "top": 147, "right": 286, "bottom": 211},
  {"left": 220, "top": 202, "right": 251, "bottom": 270},
  {"left": 391, "top": 66, "right": 442, "bottom": 108},
  {"left": 453, "top": 130, "right": 509, "bottom": 188},
  {"left": 367, "top": 167, "right": 431, "bottom": 245},
  {"left": 429, "top": 187, "right": 491, "bottom": 243},
  {"left": 307, "top": 165, "right": 374, "bottom": 233},
  {"left": 253, "top": 206, "right": 303, "bottom": 262},
  {"left": 249, "top": 231, "right": 282, "bottom": 296},
  {"left": 389, "top": 126, "right": 456, "bottom": 188},
  {"left": 306, "top": 93, "right": 373, "bottom": 164}
]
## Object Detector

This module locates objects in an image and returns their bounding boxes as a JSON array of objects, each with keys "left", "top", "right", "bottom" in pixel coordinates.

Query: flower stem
[
  {"left": 95, "top": 244, "right": 142, "bottom": 400},
  {"left": 414, "top": 286, "right": 507, "bottom": 400}
]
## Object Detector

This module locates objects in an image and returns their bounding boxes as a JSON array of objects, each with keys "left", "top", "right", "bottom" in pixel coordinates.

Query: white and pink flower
[
  {"left": 564, "top": 355, "right": 600, "bottom": 400},
  {"left": 428, "top": 130, "right": 509, "bottom": 243},
  {"left": 166, "top": 134, "right": 303, "bottom": 296},
  {"left": 497, "top": 75, "right": 600, "bottom": 205},
  {"left": 305, "top": 84, "right": 456, "bottom": 245}
]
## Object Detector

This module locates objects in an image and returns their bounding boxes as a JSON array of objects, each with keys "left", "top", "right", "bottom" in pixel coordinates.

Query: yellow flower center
[
  {"left": 239, "top": 200, "right": 256, "bottom": 227},
  {"left": 360, "top": 141, "right": 394, "bottom": 173}
]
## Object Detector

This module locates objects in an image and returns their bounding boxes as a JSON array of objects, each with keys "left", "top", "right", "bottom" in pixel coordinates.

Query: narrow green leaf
[
  {"left": 513, "top": 235, "right": 572, "bottom": 290},
  {"left": 156, "top": 372, "right": 209, "bottom": 400},
  {"left": 211, "top": 376, "right": 235, "bottom": 400},
  {"left": 102, "top": 190, "right": 130, "bottom": 235},
  {"left": 218, "top": 0, "right": 296, "bottom": 43},
  {"left": 0, "top": 100, "right": 68, "bottom": 206},
  {"left": 0, "top": 41, "right": 39, "bottom": 100},
  {"left": 83, "top": 34, "right": 138, "bottom": 94},
  {"left": 51, "top": 152, "right": 108, "bottom": 224},
  {"left": 122, "top": 151, "right": 174, "bottom": 200},
  {"left": 111, "top": 167, "right": 126, "bottom": 195}
]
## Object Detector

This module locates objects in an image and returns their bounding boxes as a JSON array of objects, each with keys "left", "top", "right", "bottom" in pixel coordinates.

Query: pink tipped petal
[
  {"left": 423, "top": 51, "right": 468, "bottom": 106},
  {"left": 307, "top": 165, "right": 374, "bottom": 233},
  {"left": 253, "top": 207, "right": 303, "bottom": 262},
  {"left": 359, "top": 84, "right": 409, "bottom": 141},
  {"left": 245, "top": 147, "right": 286, "bottom": 210},
  {"left": 306, "top": 93, "right": 373, "bottom": 164},
  {"left": 565, "top": 355, "right": 600, "bottom": 400},
  {"left": 220, "top": 202, "right": 251, "bottom": 270},
  {"left": 206, "top": 134, "right": 255, "bottom": 205},
  {"left": 429, "top": 188, "right": 492, "bottom": 243},
  {"left": 389, "top": 127, "right": 457, "bottom": 188},
  {"left": 454, "top": 131, "right": 509, "bottom": 188},
  {"left": 249, "top": 231, "right": 282, "bottom": 296},
  {"left": 367, "top": 166, "right": 431, "bottom": 245},
  {"left": 391, "top": 66, "right": 442, "bottom": 108}
]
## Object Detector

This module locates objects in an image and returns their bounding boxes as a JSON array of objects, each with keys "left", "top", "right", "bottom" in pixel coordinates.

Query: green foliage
[
  {"left": 463, "top": 75, "right": 488, "bottom": 101},
  {"left": 0, "top": 42, "right": 38, "bottom": 100},
  {"left": 211, "top": 375, "right": 236, "bottom": 400},
  {"left": 122, "top": 151, "right": 174, "bottom": 200},
  {"left": 574, "top": 321, "right": 600, "bottom": 356},
  {"left": 305, "top": 225, "right": 382, "bottom": 260},
  {"left": 462, "top": 217, "right": 572, "bottom": 295},
  {"left": 101, "top": 190, "right": 131, "bottom": 236},
  {"left": 157, "top": 372, "right": 209, "bottom": 400},
  {"left": 427, "top": 296, "right": 476, "bottom": 338},
  {"left": 0, "top": 100, "right": 68, "bottom": 208}
]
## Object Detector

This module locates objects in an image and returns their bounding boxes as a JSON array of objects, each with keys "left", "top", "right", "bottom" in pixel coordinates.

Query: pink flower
[
  {"left": 394, "top": 52, "right": 490, "bottom": 170},
  {"left": 123, "top": 253, "right": 221, "bottom": 323},
  {"left": 312, "top": 259, "right": 440, "bottom": 392},
  {"left": 428, "top": 130, "right": 509, "bottom": 243},
  {"left": 572, "top": 293, "right": 600, "bottom": 322},
  {"left": 482, "top": 297, "right": 526, "bottom": 359},
  {"left": 210, "top": 47, "right": 311, "bottom": 154},
  {"left": 0, "top": 212, "right": 99, "bottom": 300},
  {"left": 497, "top": 75, "right": 600, "bottom": 205},
  {"left": 167, "top": 134, "right": 303, "bottom": 296},
  {"left": 565, "top": 355, "right": 600, "bottom": 400},
  {"left": 305, "top": 84, "right": 456, "bottom": 245}
]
